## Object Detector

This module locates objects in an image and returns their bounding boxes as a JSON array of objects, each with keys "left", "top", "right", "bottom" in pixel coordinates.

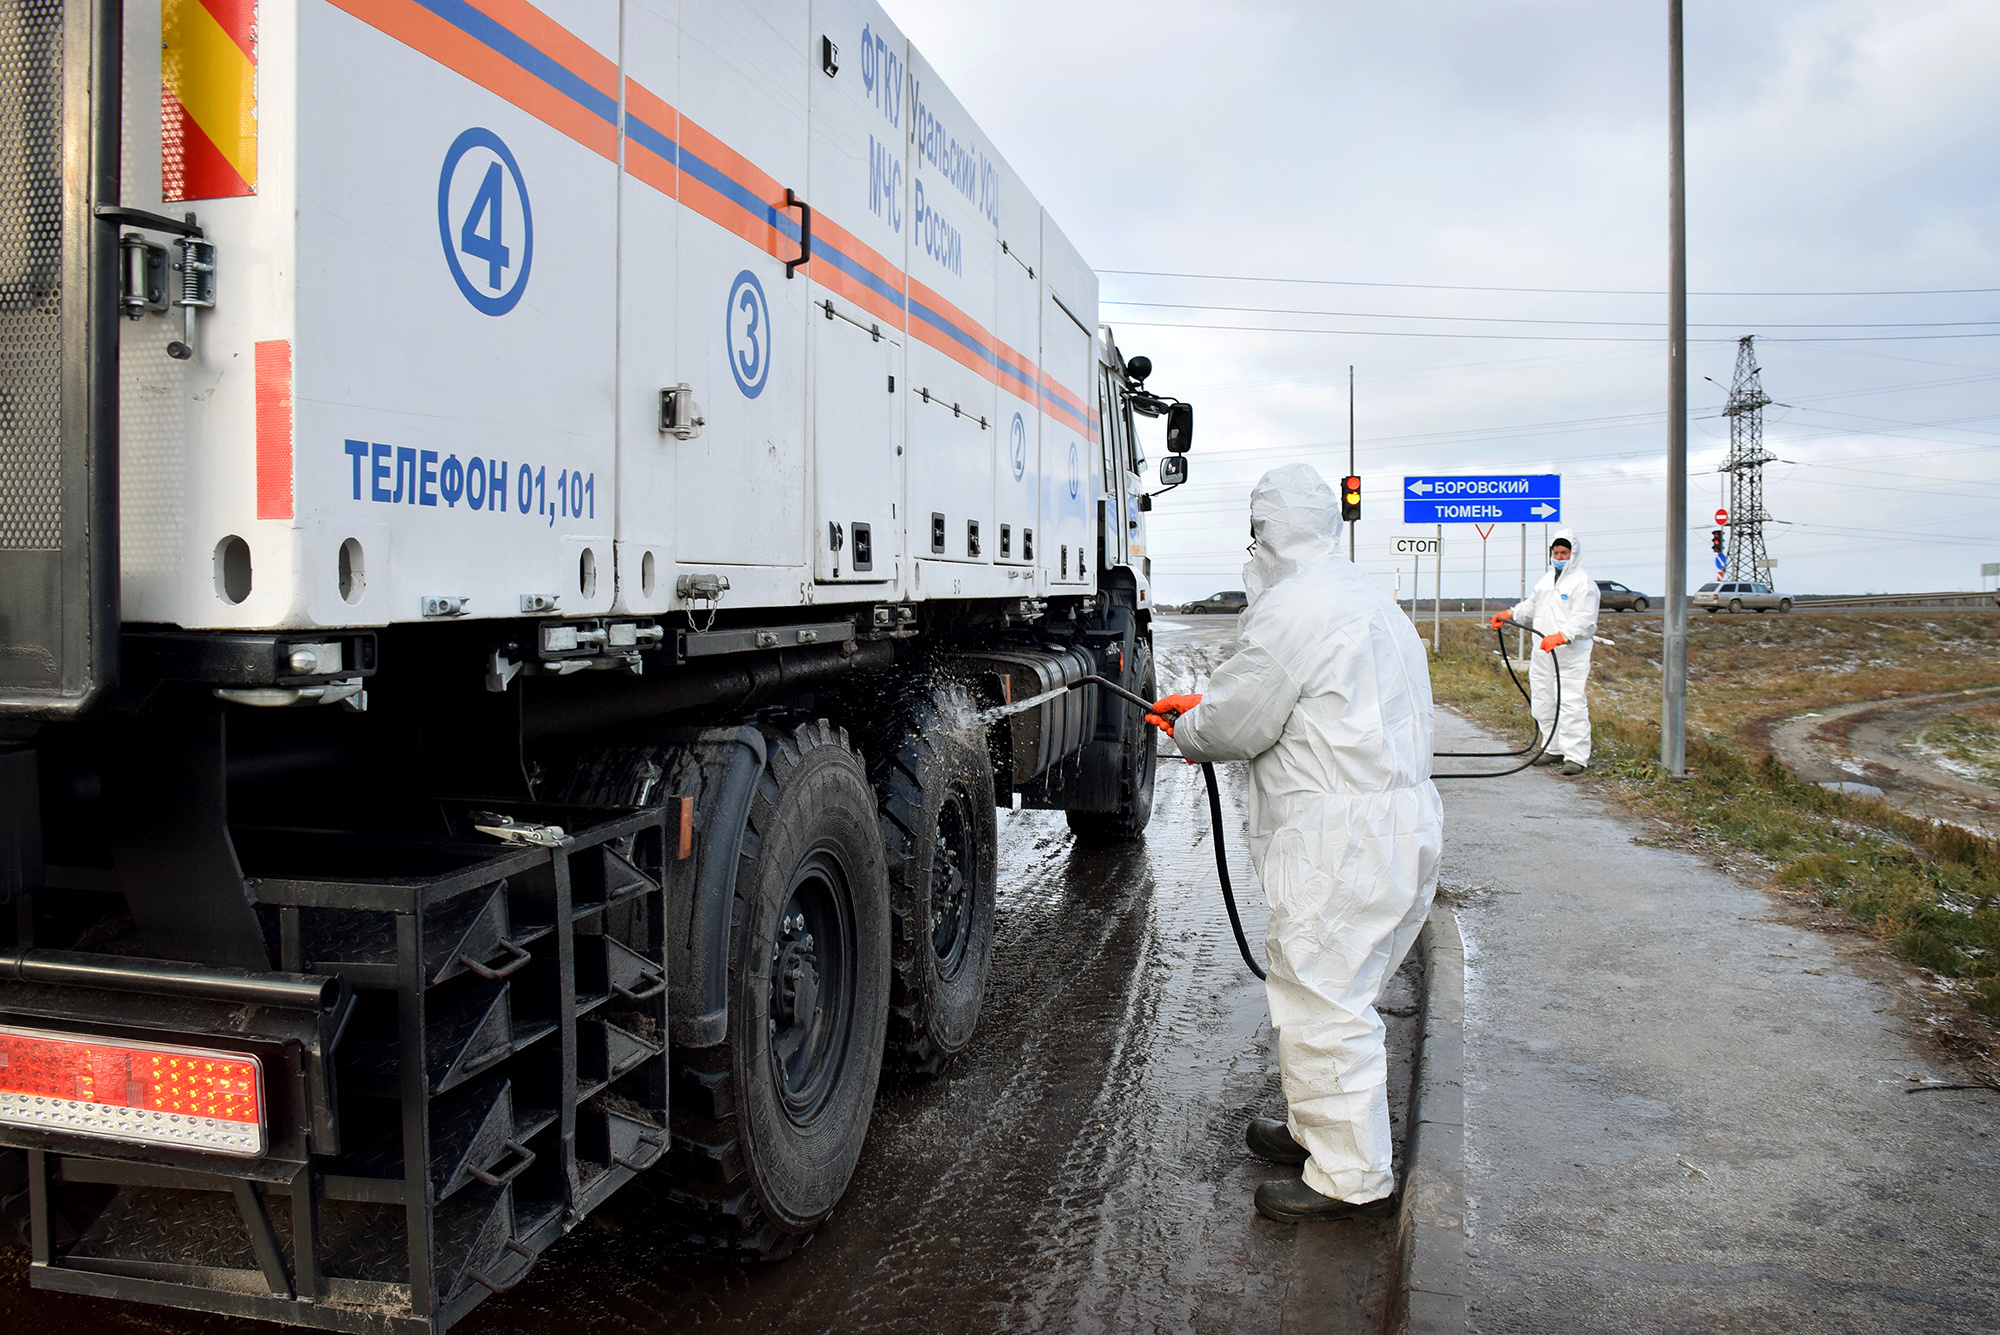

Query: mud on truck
[{"left": 0, "top": 0, "right": 1198, "bottom": 1326}]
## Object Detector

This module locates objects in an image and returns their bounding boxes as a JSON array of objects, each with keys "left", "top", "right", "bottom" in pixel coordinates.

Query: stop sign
[{"left": 1714, "top": 508, "right": 1729, "bottom": 525}]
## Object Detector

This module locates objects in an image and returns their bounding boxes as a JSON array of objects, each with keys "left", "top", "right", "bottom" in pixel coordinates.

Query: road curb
[{"left": 1389, "top": 907, "right": 1467, "bottom": 1335}]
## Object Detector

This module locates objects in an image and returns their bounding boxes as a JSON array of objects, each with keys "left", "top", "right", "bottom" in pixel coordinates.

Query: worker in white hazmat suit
[
  {"left": 1491, "top": 528, "right": 1599, "bottom": 775},
  {"left": 1146, "top": 464, "right": 1443, "bottom": 1222}
]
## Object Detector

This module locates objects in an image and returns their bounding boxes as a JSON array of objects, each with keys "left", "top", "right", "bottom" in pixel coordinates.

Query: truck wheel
[
  {"left": 868, "top": 687, "right": 999, "bottom": 1077},
  {"left": 1067, "top": 640, "right": 1158, "bottom": 844},
  {"left": 669, "top": 720, "right": 890, "bottom": 1254}
]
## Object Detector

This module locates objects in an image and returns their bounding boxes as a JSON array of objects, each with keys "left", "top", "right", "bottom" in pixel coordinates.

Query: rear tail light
[{"left": 0, "top": 1025, "right": 265, "bottom": 1157}]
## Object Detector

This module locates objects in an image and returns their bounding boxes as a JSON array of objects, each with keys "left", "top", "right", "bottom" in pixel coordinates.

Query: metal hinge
[{"left": 659, "top": 383, "right": 705, "bottom": 440}]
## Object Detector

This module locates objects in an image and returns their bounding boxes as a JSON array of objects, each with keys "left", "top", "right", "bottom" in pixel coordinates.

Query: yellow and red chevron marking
[{"left": 162, "top": 0, "right": 257, "bottom": 200}]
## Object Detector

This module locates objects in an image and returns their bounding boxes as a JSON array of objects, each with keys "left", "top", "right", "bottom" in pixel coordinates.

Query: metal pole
[
  {"left": 1480, "top": 531, "right": 1488, "bottom": 621},
  {"left": 1433, "top": 524, "right": 1442, "bottom": 653},
  {"left": 1411, "top": 553, "right": 1420, "bottom": 623},
  {"left": 1518, "top": 523, "right": 1528, "bottom": 659},
  {"left": 1662, "top": 0, "right": 1689, "bottom": 776},
  {"left": 1348, "top": 365, "right": 1356, "bottom": 563}
]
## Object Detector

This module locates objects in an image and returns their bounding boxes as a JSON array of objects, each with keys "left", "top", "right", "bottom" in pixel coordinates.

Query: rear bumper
[{"left": 1, "top": 804, "right": 670, "bottom": 1333}]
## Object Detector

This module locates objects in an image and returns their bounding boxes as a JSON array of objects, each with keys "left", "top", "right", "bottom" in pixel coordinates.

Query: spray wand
[{"left": 1051, "top": 620, "right": 1565, "bottom": 980}]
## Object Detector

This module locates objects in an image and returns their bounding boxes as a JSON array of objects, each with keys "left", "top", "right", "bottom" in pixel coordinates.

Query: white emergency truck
[{"left": 0, "top": 0, "right": 1197, "bottom": 1327}]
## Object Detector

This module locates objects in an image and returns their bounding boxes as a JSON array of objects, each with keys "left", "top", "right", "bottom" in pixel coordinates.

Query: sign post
[
  {"left": 1395, "top": 537, "right": 1439, "bottom": 635},
  {"left": 1433, "top": 524, "right": 1442, "bottom": 653},
  {"left": 1474, "top": 523, "right": 1495, "bottom": 619},
  {"left": 1519, "top": 525, "right": 1528, "bottom": 659}
]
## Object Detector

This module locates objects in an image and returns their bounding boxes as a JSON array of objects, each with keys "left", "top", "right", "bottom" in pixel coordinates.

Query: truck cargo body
[
  {"left": 0, "top": 0, "right": 1186, "bottom": 1328},
  {"left": 108, "top": 0, "right": 1116, "bottom": 634}
]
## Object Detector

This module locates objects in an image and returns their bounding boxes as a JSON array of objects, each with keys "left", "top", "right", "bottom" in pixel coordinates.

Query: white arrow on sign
[
  {"left": 1407, "top": 480, "right": 1433, "bottom": 495},
  {"left": 1531, "top": 502, "right": 1557, "bottom": 518}
]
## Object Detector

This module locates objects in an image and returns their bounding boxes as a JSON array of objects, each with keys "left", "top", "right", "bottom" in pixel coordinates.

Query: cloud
[{"left": 892, "top": 0, "right": 2000, "bottom": 598}]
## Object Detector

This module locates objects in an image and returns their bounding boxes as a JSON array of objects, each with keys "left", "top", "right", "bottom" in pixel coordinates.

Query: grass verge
[
  {"left": 1425, "top": 613, "right": 2000, "bottom": 1035},
  {"left": 1917, "top": 704, "right": 2000, "bottom": 788}
]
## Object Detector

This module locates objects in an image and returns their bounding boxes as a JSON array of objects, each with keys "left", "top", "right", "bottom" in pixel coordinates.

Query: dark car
[
  {"left": 1181, "top": 590, "right": 1249, "bottom": 615},
  {"left": 1596, "top": 579, "right": 1651, "bottom": 612}
]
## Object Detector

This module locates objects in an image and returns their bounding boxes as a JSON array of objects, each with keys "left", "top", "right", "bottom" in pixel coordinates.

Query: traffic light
[
  {"left": 1711, "top": 529, "right": 1724, "bottom": 555},
  {"left": 1341, "top": 476, "right": 1362, "bottom": 522}
]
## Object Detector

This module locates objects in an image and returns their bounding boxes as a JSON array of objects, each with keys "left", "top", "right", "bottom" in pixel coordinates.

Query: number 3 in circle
[{"left": 726, "top": 270, "right": 771, "bottom": 399}]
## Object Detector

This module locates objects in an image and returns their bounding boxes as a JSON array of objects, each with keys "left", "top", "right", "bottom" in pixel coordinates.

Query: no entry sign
[{"left": 1714, "top": 508, "right": 1729, "bottom": 525}]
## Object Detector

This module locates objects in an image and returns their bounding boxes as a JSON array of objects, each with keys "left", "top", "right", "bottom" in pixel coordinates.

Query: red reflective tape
[
  {"left": 161, "top": 88, "right": 253, "bottom": 202},
  {"left": 255, "top": 339, "right": 293, "bottom": 520},
  {"left": 195, "top": 0, "right": 256, "bottom": 61}
]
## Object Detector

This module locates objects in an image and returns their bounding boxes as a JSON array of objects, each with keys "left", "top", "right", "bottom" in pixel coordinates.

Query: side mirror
[
  {"left": 1166, "top": 402, "right": 1193, "bottom": 452},
  {"left": 1159, "top": 455, "right": 1188, "bottom": 486}
]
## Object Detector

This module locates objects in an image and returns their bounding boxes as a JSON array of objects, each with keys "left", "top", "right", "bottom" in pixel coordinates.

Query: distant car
[
  {"left": 1694, "top": 580, "right": 1792, "bottom": 613},
  {"left": 1597, "top": 580, "right": 1651, "bottom": 612},
  {"left": 1182, "top": 590, "right": 1249, "bottom": 615}
]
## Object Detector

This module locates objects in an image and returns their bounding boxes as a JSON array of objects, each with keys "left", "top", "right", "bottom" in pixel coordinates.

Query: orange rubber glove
[
  {"left": 1539, "top": 632, "right": 1569, "bottom": 652},
  {"left": 1145, "top": 692, "right": 1203, "bottom": 736},
  {"left": 1490, "top": 612, "right": 1509, "bottom": 630}
]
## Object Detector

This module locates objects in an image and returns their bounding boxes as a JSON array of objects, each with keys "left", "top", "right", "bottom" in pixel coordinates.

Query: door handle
[{"left": 784, "top": 188, "right": 812, "bottom": 278}]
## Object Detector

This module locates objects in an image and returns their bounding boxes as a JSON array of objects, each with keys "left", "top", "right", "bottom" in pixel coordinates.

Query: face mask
[{"left": 1552, "top": 559, "right": 1568, "bottom": 573}]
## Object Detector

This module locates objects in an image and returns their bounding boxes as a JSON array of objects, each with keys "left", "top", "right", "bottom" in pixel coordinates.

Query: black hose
[
  {"left": 1201, "top": 761, "right": 1267, "bottom": 980},
  {"left": 1072, "top": 674, "right": 1268, "bottom": 979},
  {"left": 1433, "top": 622, "right": 1543, "bottom": 757},
  {"left": 1430, "top": 636, "right": 1559, "bottom": 779}
]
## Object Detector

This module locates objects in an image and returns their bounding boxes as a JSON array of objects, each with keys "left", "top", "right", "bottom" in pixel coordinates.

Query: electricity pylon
[{"left": 1718, "top": 335, "right": 1777, "bottom": 583}]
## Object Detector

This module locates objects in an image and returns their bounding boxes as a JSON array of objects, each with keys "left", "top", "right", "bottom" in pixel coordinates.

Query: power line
[
  {"left": 1102, "top": 298, "right": 2000, "bottom": 331},
  {"left": 1113, "top": 320, "right": 2000, "bottom": 344},
  {"left": 1096, "top": 268, "right": 2000, "bottom": 298}
]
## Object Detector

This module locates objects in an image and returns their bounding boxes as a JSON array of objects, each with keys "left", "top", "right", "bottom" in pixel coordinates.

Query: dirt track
[{"left": 1769, "top": 686, "right": 2000, "bottom": 838}]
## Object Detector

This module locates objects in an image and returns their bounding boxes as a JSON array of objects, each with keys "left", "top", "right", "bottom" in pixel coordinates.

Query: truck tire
[
  {"left": 1066, "top": 640, "right": 1158, "bottom": 844},
  {"left": 865, "top": 686, "right": 999, "bottom": 1077},
  {"left": 668, "top": 720, "right": 890, "bottom": 1255}
]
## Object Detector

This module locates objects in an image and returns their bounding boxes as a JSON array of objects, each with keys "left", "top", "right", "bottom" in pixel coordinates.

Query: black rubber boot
[
  {"left": 1254, "top": 1176, "right": 1394, "bottom": 1224},
  {"left": 1245, "top": 1116, "right": 1308, "bottom": 1165}
]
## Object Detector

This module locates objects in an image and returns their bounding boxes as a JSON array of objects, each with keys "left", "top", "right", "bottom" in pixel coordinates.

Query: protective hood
[
  {"left": 1550, "top": 526, "right": 1577, "bottom": 558},
  {"left": 1241, "top": 463, "right": 1345, "bottom": 604}
]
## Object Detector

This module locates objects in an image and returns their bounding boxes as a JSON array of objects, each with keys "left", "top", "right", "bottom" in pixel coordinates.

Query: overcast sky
[{"left": 895, "top": 0, "right": 2000, "bottom": 602}]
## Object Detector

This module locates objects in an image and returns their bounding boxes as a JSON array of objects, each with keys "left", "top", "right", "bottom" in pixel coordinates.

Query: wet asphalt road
[{"left": 5, "top": 618, "right": 1417, "bottom": 1335}]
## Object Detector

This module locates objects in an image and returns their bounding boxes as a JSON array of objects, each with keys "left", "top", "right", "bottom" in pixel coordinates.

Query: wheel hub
[
  {"left": 766, "top": 855, "right": 854, "bottom": 1125},
  {"left": 772, "top": 913, "right": 821, "bottom": 1044},
  {"left": 930, "top": 792, "right": 977, "bottom": 978}
]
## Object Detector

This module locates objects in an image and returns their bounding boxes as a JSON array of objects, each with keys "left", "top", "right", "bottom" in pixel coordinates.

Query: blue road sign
[{"left": 1403, "top": 473, "right": 1560, "bottom": 524}]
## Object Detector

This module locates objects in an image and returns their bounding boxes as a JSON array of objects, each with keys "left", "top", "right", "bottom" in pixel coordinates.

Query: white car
[{"left": 1695, "top": 581, "right": 1792, "bottom": 613}]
